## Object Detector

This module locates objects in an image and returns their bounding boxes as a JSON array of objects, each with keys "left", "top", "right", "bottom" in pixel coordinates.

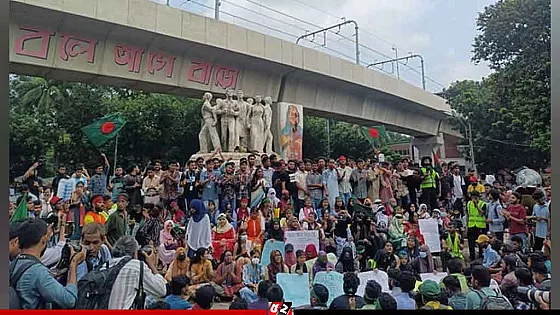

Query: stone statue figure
[
  {"left": 235, "top": 90, "right": 249, "bottom": 150},
  {"left": 263, "top": 96, "right": 274, "bottom": 154},
  {"left": 216, "top": 89, "right": 239, "bottom": 152},
  {"left": 246, "top": 95, "right": 265, "bottom": 153},
  {"left": 198, "top": 92, "right": 221, "bottom": 153}
]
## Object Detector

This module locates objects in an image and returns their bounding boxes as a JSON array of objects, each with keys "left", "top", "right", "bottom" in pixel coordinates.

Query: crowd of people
[{"left": 8, "top": 150, "right": 551, "bottom": 310}]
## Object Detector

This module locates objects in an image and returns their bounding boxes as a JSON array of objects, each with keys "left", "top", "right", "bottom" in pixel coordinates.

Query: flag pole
[{"left": 113, "top": 133, "right": 118, "bottom": 177}]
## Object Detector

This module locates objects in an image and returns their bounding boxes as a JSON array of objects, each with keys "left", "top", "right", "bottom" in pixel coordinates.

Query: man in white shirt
[
  {"left": 295, "top": 159, "right": 311, "bottom": 211},
  {"left": 451, "top": 165, "right": 465, "bottom": 204},
  {"left": 107, "top": 236, "right": 167, "bottom": 309},
  {"left": 337, "top": 156, "right": 353, "bottom": 207}
]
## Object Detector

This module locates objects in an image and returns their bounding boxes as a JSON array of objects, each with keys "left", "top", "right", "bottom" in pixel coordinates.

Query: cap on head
[{"left": 475, "top": 234, "right": 490, "bottom": 244}]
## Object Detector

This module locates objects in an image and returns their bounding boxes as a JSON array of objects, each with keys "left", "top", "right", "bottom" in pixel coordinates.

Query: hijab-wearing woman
[
  {"left": 290, "top": 250, "right": 309, "bottom": 275},
  {"left": 311, "top": 251, "right": 335, "bottom": 280},
  {"left": 418, "top": 203, "right": 430, "bottom": 219},
  {"left": 212, "top": 213, "right": 236, "bottom": 261},
  {"left": 189, "top": 247, "right": 215, "bottom": 285},
  {"left": 398, "top": 250, "right": 414, "bottom": 274},
  {"left": 159, "top": 220, "right": 178, "bottom": 267},
  {"left": 284, "top": 244, "right": 297, "bottom": 269},
  {"left": 335, "top": 246, "right": 360, "bottom": 273},
  {"left": 411, "top": 244, "right": 434, "bottom": 274},
  {"left": 267, "top": 188, "right": 280, "bottom": 209},
  {"left": 305, "top": 244, "right": 319, "bottom": 260},
  {"left": 388, "top": 207, "right": 407, "bottom": 252},
  {"left": 372, "top": 241, "right": 400, "bottom": 271},
  {"left": 186, "top": 199, "right": 212, "bottom": 258},
  {"left": 404, "top": 212, "right": 425, "bottom": 245},
  {"left": 405, "top": 236, "right": 420, "bottom": 260},
  {"left": 165, "top": 247, "right": 190, "bottom": 282},
  {"left": 214, "top": 250, "right": 243, "bottom": 298},
  {"left": 267, "top": 249, "right": 289, "bottom": 283},
  {"left": 267, "top": 219, "right": 284, "bottom": 242}
]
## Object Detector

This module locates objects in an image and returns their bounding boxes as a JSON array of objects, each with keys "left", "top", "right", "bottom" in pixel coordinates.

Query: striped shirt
[{"left": 106, "top": 257, "right": 167, "bottom": 310}]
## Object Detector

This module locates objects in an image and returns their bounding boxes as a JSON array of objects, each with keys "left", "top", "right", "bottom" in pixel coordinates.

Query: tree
[{"left": 444, "top": 0, "right": 550, "bottom": 172}]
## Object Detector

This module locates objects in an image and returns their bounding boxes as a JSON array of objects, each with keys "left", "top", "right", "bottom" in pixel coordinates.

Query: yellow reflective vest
[
  {"left": 467, "top": 200, "right": 487, "bottom": 228},
  {"left": 420, "top": 167, "right": 438, "bottom": 189}
]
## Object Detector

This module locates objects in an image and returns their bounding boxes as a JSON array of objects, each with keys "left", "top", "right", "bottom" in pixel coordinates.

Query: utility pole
[
  {"left": 326, "top": 118, "right": 331, "bottom": 158},
  {"left": 392, "top": 47, "right": 399, "bottom": 79},
  {"left": 467, "top": 121, "right": 477, "bottom": 174},
  {"left": 296, "top": 20, "right": 360, "bottom": 65},
  {"left": 215, "top": 0, "right": 220, "bottom": 20},
  {"left": 366, "top": 54, "right": 426, "bottom": 90}
]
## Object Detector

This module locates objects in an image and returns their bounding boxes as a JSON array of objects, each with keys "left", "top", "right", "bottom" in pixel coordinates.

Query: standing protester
[
  {"left": 503, "top": 192, "right": 528, "bottom": 249},
  {"left": 419, "top": 156, "right": 440, "bottom": 211},
  {"left": 337, "top": 156, "right": 353, "bottom": 207},
  {"left": 529, "top": 191, "right": 550, "bottom": 251},
  {"left": 486, "top": 189, "right": 505, "bottom": 242},
  {"left": 466, "top": 191, "right": 487, "bottom": 261},
  {"left": 306, "top": 161, "right": 325, "bottom": 210}
]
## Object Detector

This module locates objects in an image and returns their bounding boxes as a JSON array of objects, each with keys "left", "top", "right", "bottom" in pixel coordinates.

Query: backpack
[
  {"left": 75, "top": 257, "right": 132, "bottom": 309},
  {"left": 475, "top": 290, "right": 513, "bottom": 310},
  {"left": 9, "top": 257, "right": 40, "bottom": 309}
]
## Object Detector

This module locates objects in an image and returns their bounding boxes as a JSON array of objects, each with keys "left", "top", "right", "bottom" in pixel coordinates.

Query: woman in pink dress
[
  {"left": 212, "top": 213, "right": 236, "bottom": 262},
  {"left": 158, "top": 220, "right": 178, "bottom": 268}
]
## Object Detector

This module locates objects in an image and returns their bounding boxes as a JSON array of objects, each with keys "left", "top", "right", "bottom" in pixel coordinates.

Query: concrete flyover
[{"left": 9, "top": 0, "right": 461, "bottom": 156}]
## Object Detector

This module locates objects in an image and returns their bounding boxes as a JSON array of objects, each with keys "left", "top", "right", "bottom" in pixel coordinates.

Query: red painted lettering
[
  {"left": 59, "top": 34, "right": 97, "bottom": 63},
  {"left": 214, "top": 66, "right": 239, "bottom": 90},
  {"left": 187, "top": 60, "right": 213, "bottom": 85},
  {"left": 147, "top": 51, "right": 176, "bottom": 77},
  {"left": 14, "top": 27, "right": 54, "bottom": 59},
  {"left": 114, "top": 45, "right": 144, "bottom": 73}
]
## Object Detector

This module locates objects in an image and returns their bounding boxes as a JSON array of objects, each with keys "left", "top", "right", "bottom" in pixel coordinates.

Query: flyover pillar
[
  {"left": 273, "top": 102, "right": 304, "bottom": 161},
  {"left": 411, "top": 133, "right": 445, "bottom": 164}
]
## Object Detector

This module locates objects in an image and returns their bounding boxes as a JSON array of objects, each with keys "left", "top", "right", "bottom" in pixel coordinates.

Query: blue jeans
[
  {"left": 341, "top": 193, "right": 351, "bottom": 207},
  {"left": 239, "top": 286, "right": 258, "bottom": 303}
]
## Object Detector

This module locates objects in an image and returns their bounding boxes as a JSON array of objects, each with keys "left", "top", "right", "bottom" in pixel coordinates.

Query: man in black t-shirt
[
  {"left": 272, "top": 161, "right": 290, "bottom": 197},
  {"left": 22, "top": 162, "right": 44, "bottom": 198}
]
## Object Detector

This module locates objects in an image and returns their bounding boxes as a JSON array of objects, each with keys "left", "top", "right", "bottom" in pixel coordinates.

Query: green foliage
[
  {"left": 443, "top": 0, "right": 550, "bottom": 172},
  {"left": 302, "top": 116, "right": 403, "bottom": 161},
  {"left": 9, "top": 75, "right": 202, "bottom": 179}
]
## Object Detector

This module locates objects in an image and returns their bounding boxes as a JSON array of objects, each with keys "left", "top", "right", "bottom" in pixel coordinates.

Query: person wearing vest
[
  {"left": 466, "top": 191, "right": 487, "bottom": 262},
  {"left": 441, "top": 222, "right": 464, "bottom": 271},
  {"left": 419, "top": 156, "right": 440, "bottom": 212},
  {"left": 83, "top": 195, "right": 108, "bottom": 226}
]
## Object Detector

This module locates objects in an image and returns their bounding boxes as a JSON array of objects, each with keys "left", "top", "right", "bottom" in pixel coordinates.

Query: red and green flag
[
  {"left": 360, "top": 125, "right": 387, "bottom": 148},
  {"left": 10, "top": 194, "right": 28, "bottom": 223},
  {"left": 81, "top": 113, "right": 127, "bottom": 147}
]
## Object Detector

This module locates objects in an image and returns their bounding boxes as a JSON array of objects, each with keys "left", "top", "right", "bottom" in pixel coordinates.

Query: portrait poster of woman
[{"left": 279, "top": 103, "right": 303, "bottom": 161}]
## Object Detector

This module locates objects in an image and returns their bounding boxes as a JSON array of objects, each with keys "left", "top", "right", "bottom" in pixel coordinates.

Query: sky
[{"left": 152, "top": 0, "right": 497, "bottom": 92}]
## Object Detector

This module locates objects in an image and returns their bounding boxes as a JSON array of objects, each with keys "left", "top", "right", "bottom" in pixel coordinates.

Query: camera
[
  {"left": 517, "top": 286, "right": 549, "bottom": 305},
  {"left": 44, "top": 212, "right": 59, "bottom": 229},
  {"left": 138, "top": 245, "right": 153, "bottom": 262}
]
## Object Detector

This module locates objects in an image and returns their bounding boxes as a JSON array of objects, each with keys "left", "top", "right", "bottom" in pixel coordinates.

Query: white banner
[
  {"left": 418, "top": 218, "right": 442, "bottom": 253},
  {"left": 285, "top": 230, "right": 319, "bottom": 254},
  {"left": 356, "top": 270, "right": 390, "bottom": 296}
]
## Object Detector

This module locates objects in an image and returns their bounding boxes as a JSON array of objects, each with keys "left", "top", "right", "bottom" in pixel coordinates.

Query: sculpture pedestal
[{"left": 189, "top": 151, "right": 279, "bottom": 167}]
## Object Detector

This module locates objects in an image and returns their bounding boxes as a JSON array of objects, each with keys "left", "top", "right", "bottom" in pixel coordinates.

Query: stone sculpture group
[{"left": 198, "top": 89, "right": 274, "bottom": 154}]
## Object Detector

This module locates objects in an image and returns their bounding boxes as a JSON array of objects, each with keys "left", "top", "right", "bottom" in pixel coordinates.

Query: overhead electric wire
[{"left": 179, "top": 0, "right": 446, "bottom": 91}]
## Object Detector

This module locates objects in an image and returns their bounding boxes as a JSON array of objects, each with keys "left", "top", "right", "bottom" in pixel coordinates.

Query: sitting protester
[
  {"left": 164, "top": 275, "right": 193, "bottom": 310},
  {"left": 329, "top": 272, "right": 366, "bottom": 310}
]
